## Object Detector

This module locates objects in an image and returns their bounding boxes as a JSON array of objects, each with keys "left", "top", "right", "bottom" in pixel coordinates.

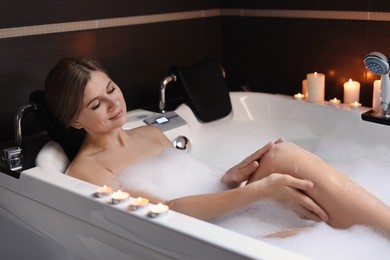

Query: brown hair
[{"left": 44, "top": 57, "right": 108, "bottom": 128}]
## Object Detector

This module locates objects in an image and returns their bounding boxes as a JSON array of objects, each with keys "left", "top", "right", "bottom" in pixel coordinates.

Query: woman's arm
[
  {"left": 165, "top": 173, "right": 314, "bottom": 220},
  {"left": 221, "top": 138, "right": 328, "bottom": 222}
]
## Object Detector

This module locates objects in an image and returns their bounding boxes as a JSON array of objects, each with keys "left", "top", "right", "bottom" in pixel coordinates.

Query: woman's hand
[
  {"left": 251, "top": 173, "right": 329, "bottom": 222},
  {"left": 221, "top": 138, "right": 284, "bottom": 188}
]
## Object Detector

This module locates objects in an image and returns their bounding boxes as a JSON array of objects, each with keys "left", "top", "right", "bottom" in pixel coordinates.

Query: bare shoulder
[
  {"left": 127, "top": 125, "right": 172, "bottom": 146},
  {"left": 66, "top": 156, "right": 114, "bottom": 186}
]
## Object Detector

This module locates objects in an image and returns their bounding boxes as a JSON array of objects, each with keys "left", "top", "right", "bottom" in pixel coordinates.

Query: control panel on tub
[{"left": 123, "top": 110, "right": 192, "bottom": 151}]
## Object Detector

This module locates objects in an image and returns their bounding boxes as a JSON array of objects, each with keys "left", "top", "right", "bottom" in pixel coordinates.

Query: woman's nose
[{"left": 106, "top": 96, "right": 118, "bottom": 110}]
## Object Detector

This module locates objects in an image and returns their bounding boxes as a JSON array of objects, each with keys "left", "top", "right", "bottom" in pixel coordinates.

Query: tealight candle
[
  {"left": 350, "top": 101, "right": 362, "bottom": 110},
  {"left": 95, "top": 185, "right": 113, "bottom": 198},
  {"left": 294, "top": 93, "right": 305, "bottom": 101},
  {"left": 111, "top": 190, "right": 130, "bottom": 204},
  {"left": 130, "top": 197, "right": 149, "bottom": 211},
  {"left": 329, "top": 98, "right": 341, "bottom": 106},
  {"left": 149, "top": 203, "right": 169, "bottom": 218},
  {"left": 343, "top": 79, "right": 360, "bottom": 104},
  {"left": 306, "top": 72, "right": 325, "bottom": 103}
]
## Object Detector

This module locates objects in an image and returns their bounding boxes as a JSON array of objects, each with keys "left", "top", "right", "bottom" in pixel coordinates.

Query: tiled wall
[{"left": 1, "top": 1, "right": 390, "bottom": 144}]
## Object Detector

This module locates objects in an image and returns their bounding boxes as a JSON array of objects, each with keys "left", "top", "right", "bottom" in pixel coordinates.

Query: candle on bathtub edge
[
  {"left": 149, "top": 203, "right": 169, "bottom": 218},
  {"left": 329, "top": 98, "right": 341, "bottom": 106},
  {"left": 294, "top": 93, "right": 305, "bottom": 101},
  {"left": 111, "top": 190, "right": 130, "bottom": 204},
  {"left": 372, "top": 80, "right": 381, "bottom": 112},
  {"left": 302, "top": 79, "right": 308, "bottom": 98},
  {"left": 130, "top": 197, "right": 149, "bottom": 211},
  {"left": 306, "top": 72, "right": 325, "bottom": 103},
  {"left": 343, "top": 79, "right": 360, "bottom": 104},
  {"left": 95, "top": 185, "right": 113, "bottom": 198},
  {"left": 350, "top": 101, "right": 362, "bottom": 110}
]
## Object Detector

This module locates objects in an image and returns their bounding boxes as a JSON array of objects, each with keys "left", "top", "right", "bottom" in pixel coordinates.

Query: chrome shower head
[
  {"left": 364, "top": 51, "right": 390, "bottom": 115},
  {"left": 364, "top": 52, "right": 390, "bottom": 75}
]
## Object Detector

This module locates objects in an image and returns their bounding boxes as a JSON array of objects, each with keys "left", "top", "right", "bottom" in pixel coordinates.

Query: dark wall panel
[
  {"left": 97, "top": 18, "right": 222, "bottom": 112},
  {"left": 0, "top": 31, "right": 98, "bottom": 142},
  {"left": 0, "top": 1, "right": 96, "bottom": 28},
  {"left": 222, "top": 17, "right": 371, "bottom": 104}
]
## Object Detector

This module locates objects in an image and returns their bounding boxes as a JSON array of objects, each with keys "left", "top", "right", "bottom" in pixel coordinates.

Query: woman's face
[{"left": 72, "top": 70, "right": 127, "bottom": 134}]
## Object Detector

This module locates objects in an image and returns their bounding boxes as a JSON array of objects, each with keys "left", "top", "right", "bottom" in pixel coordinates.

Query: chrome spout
[
  {"left": 15, "top": 103, "right": 37, "bottom": 147},
  {"left": 159, "top": 74, "right": 176, "bottom": 114},
  {"left": 2, "top": 103, "right": 36, "bottom": 171}
]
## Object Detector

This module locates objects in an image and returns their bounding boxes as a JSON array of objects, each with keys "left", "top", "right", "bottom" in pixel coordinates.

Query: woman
[{"left": 45, "top": 57, "right": 390, "bottom": 236}]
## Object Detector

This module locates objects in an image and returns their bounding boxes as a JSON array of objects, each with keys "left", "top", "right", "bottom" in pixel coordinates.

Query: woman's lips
[{"left": 110, "top": 109, "right": 123, "bottom": 120}]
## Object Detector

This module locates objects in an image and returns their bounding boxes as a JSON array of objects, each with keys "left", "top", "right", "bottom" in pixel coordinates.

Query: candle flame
[
  {"left": 349, "top": 78, "right": 353, "bottom": 83},
  {"left": 314, "top": 72, "right": 317, "bottom": 76}
]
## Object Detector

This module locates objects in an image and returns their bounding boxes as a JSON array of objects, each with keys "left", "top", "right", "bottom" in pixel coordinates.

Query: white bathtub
[{"left": 0, "top": 92, "right": 389, "bottom": 259}]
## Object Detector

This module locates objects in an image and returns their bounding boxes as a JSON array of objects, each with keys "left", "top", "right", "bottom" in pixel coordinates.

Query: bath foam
[
  {"left": 264, "top": 223, "right": 390, "bottom": 259},
  {"left": 116, "top": 123, "right": 390, "bottom": 259},
  {"left": 116, "top": 148, "right": 226, "bottom": 201},
  {"left": 190, "top": 120, "right": 390, "bottom": 258}
]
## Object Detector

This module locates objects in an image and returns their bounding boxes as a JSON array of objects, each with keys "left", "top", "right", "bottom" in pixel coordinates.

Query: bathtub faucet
[
  {"left": 364, "top": 52, "right": 390, "bottom": 116},
  {"left": 2, "top": 103, "right": 36, "bottom": 171},
  {"left": 159, "top": 74, "right": 177, "bottom": 114}
]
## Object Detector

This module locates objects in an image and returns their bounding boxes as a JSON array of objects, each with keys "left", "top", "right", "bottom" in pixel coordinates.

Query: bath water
[{"left": 117, "top": 118, "right": 390, "bottom": 259}]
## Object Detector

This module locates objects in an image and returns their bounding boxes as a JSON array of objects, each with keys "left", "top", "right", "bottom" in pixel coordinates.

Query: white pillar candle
[
  {"left": 343, "top": 79, "right": 360, "bottom": 104},
  {"left": 306, "top": 72, "right": 325, "bottom": 103},
  {"left": 302, "top": 79, "right": 308, "bottom": 98},
  {"left": 372, "top": 80, "right": 381, "bottom": 112}
]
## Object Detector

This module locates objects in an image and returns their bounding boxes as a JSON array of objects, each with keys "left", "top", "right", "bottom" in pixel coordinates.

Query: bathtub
[{"left": 0, "top": 92, "right": 389, "bottom": 259}]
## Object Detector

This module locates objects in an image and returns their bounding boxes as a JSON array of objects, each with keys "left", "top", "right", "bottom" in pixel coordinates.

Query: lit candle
[
  {"left": 306, "top": 72, "right": 325, "bottom": 103},
  {"left": 329, "top": 98, "right": 341, "bottom": 106},
  {"left": 111, "top": 190, "right": 130, "bottom": 204},
  {"left": 149, "top": 203, "right": 169, "bottom": 218},
  {"left": 350, "top": 101, "right": 362, "bottom": 110},
  {"left": 130, "top": 197, "right": 149, "bottom": 211},
  {"left": 302, "top": 79, "right": 308, "bottom": 98},
  {"left": 95, "top": 185, "right": 113, "bottom": 198},
  {"left": 294, "top": 93, "right": 305, "bottom": 101},
  {"left": 372, "top": 80, "right": 381, "bottom": 112},
  {"left": 343, "top": 79, "right": 360, "bottom": 104}
]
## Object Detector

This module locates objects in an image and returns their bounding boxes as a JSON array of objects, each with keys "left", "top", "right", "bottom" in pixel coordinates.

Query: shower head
[
  {"left": 364, "top": 52, "right": 390, "bottom": 75},
  {"left": 364, "top": 51, "right": 390, "bottom": 115}
]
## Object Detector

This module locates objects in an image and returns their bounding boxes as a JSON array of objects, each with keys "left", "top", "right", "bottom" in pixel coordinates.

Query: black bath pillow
[
  {"left": 30, "top": 90, "right": 85, "bottom": 162},
  {"left": 169, "top": 58, "right": 232, "bottom": 122}
]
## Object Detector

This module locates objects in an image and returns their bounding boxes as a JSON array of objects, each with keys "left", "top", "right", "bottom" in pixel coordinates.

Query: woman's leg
[{"left": 247, "top": 142, "right": 390, "bottom": 235}]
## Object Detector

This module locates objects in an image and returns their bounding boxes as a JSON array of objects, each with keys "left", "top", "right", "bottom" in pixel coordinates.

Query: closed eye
[
  {"left": 91, "top": 100, "right": 101, "bottom": 110},
  {"left": 108, "top": 87, "right": 115, "bottom": 94}
]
